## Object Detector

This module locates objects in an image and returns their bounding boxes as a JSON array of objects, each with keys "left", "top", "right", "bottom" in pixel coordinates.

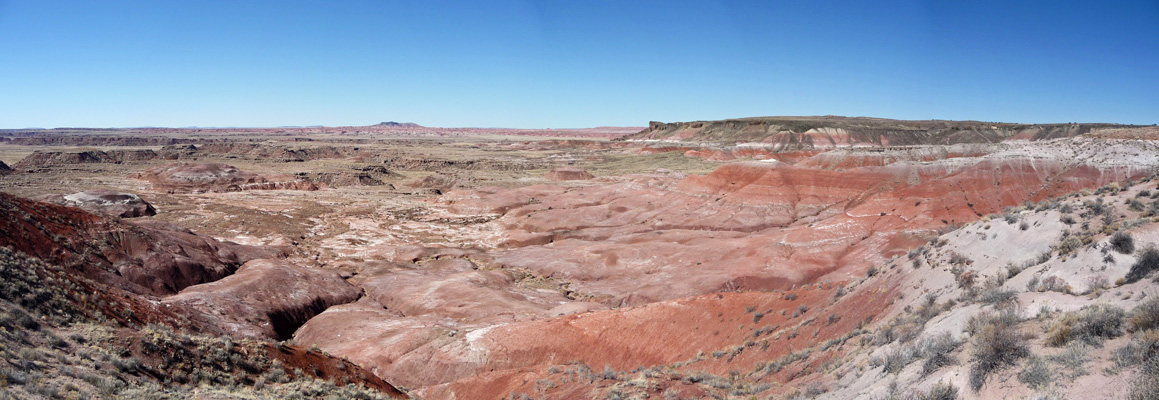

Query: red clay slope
[
  {"left": 290, "top": 140, "right": 1159, "bottom": 399},
  {"left": 447, "top": 155, "right": 1147, "bottom": 308},
  {"left": 0, "top": 192, "right": 286, "bottom": 296}
]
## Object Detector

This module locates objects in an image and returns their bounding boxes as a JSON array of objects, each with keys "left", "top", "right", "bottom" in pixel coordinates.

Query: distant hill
[
  {"left": 374, "top": 121, "right": 423, "bottom": 128},
  {"left": 621, "top": 115, "right": 1145, "bottom": 148}
]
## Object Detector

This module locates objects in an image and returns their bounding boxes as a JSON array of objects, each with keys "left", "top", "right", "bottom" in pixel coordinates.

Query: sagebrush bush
[
  {"left": 1112, "top": 231, "right": 1137, "bottom": 255},
  {"left": 1113, "top": 330, "right": 1159, "bottom": 368},
  {"left": 978, "top": 288, "right": 1017, "bottom": 305},
  {"left": 1129, "top": 199, "right": 1146, "bottom": 212},
  {"left": 1055, "top": 235, "right": 1084, "bottom": 255},
  {"left": 1046, "top": 303, "right": 1125, "bottom": 347},
  {"left": 969, "top": 309, "right": 1029, "bottom": 391},
  {"left": 1129, "top": 296, "right": 1159, "bottom": 332},
  {"left": 879, "top": 345, "right": 915, "bottom": 374},
  {"left": 1053, "top": 341, "right": 1090, "bottom": 378},
  {"left": 920, "top": 333, "right": 960, "bottom": 376},
  {"left": 1126, "top": 247, "right": 1159, "bottom": 284},
  {"left": 1018, "top": 355, "right": 1051, "bottom": 389}
]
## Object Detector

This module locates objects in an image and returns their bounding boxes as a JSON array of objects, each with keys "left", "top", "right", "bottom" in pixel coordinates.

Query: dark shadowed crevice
[{"left": 267, "top": 296, "right": 332, "bottom": 341}]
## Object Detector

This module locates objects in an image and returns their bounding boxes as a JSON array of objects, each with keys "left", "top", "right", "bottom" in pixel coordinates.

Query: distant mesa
[
  {"left": 53, "top": 190, "right": 157, "bottom": 218},
  {"left": 545, "top": 167, "right": 594, "bottom": 181},
  {"left": 374, "top": 121, "right": 423, "bottom": 128},
  {"left": 625, "top": 116, "right": 1145, "bottom": 146},
  {"left": 131, "top": 163, "right": 321, "bottom": 193}
]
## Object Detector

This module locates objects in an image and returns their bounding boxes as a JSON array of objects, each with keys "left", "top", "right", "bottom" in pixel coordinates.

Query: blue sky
[{"left": 1, "top": 1, "right": 1156, "bottom": 128}]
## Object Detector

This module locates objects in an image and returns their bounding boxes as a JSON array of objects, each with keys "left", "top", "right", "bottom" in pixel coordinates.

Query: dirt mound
[
  {"left": 544, "top": 167, "right": 594, "bottom": 181},
  {"left": 53, "top": 190, "right": 158, "bottom": 218},
  {"left": 13, "top": 150, "right": 116, "bottom": 169},
  {"left": 132, "top": 163, "right": 321, "bottom": 193},
  {"left": 107, "top": 149, "right": 159, "bottom": 162},
  {"left": 406, "top": 171, "right": 480, "bottom": 192},
  {"left": 156, "top": 143, "right": 199, "bottom": 159},
  {"left": 164, "top": 259, "right": 362, "bottom": 340},
  {"left": 296, "top": 165, "right": 397, "bottom": 187}
]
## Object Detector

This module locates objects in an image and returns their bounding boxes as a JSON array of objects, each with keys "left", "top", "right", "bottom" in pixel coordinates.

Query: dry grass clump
[
  {"left": 1129, "top": 295, "right": 1159, "bottom": 332},
  {"left": 878, "top": 380, "right": 960, "bottom": 400},
  {"left": 1045, "top": 303, "right": 1125, "bottom": 347},
  {"left": 1128, "top": 355, "right": 1159, "bottom": 400},
  {"left": 1115, "top": 296, "right": 1159, "bottom": 371}
]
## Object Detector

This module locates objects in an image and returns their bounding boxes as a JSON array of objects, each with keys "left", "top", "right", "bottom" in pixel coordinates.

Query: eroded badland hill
[{"left": 2, "top": 119, "right": 1159, "bottom": 399}]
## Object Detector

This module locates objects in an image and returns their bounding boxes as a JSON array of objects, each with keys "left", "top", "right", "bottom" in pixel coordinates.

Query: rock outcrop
[
  {"left": 0, "top": 160, "right": 10, "bottom": 174},
  {"left": 51, "top": 190, "right": 158, "bottom": 218},
  {"left": 131, "top": 163, "right": 321, "bottom": 193}
]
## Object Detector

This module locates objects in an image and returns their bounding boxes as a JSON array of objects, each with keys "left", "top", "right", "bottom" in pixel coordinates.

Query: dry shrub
[{"left": 1033, "top": 276, "right": 1071, "bottom": 294}]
